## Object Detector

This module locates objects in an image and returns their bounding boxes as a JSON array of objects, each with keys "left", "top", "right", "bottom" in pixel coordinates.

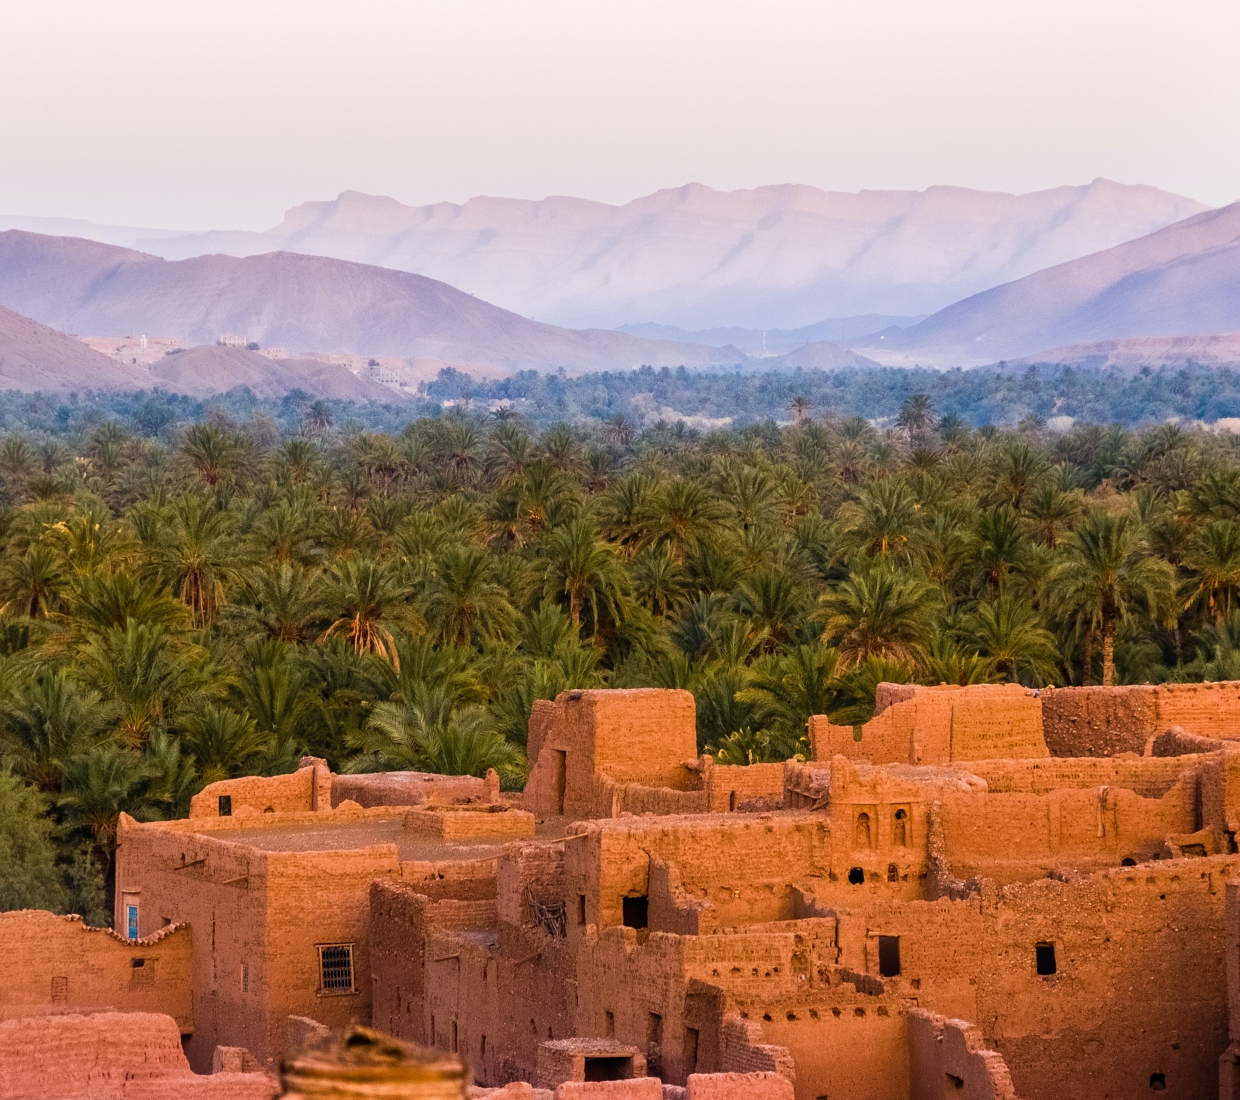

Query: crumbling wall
[
  {"left": 369, "top": 879, "right": 497, "bottom": 1044},
  {"left": 809, "top": 685, "right": 1046, "bottom": 767},
  {"left": 331, "top": 769, "right": 497, "bottom": 809},
  {"left": 0, "top": 1011, "right": 275, "bottom": 1099},
  {"left": 0, "top": 910, "right": 192, "bottom": 1028},
  {"left": 1041, "top": 683, "right": 1240, "bottom": 757},
  {"left": 907, "top": 1010, "right": 1020, "bottom": 1100},
  {"left": 705, "top": 763, "right": 786, "bottom": 813},
  {"left": 937, "top": 775, "right": 1198, "bottom": 879},
  {"left": 188, "top": 761, "right": 331, "bottom": 818}
]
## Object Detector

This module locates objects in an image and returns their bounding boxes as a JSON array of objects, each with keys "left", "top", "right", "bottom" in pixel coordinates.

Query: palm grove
[{"left": 2, "top": 395, "right": 1238, "bottom": 922}]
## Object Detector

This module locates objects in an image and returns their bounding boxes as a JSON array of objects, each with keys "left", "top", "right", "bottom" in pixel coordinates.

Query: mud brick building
[{"left": 14, "top": 683, "right": 1240, "bottom": 1097}]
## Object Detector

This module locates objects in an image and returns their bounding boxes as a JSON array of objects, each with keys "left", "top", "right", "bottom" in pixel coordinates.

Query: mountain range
[
  {"left": 857, "top": 201, "right": 1240, "bottom": 366},
  {"left": 15, "top": 179, "right": 1204, "bottom": 331},
  {"left": 0, "top": 231, "right": 741, "bottom": 373}
]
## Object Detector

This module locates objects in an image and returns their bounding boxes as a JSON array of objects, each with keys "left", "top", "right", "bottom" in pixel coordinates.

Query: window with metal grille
[{"left": 318, "top": 944, "right": 355, "bottom": 994}]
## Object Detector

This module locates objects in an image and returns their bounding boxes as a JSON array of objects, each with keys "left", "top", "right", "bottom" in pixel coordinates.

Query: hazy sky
[{"left": 2, "top": 0, "right": 1237, "bottom": 230}]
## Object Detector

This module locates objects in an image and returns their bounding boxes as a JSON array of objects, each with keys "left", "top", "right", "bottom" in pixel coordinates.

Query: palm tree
[
  {"left": 838, "top": 479, "right": 923, "bottom": 563},
  {"left": 1185, "top": 518, "right": 1240, "bottom": 622},
  {"left": 973, "top": 507, "right": 1030, "bottom": 598},
  {"left": 1024, "top": 482, "right": 1083, "bottom": 549},
  {"left": 69, "top": 571, "right": 189, "bottom": 634},
  {"left": 896, "top": 394, "right": 934, "bottom": 443},
  {"left": 631, "top": 544, "right": 689, "bottom": 619},
  {"left": 815, "top": 564, "right": 938, "bottom": 666},
  {"left": 318, "top": 555, "right": 410, "bottom": 666},
  {"left": 0, "top": 544, "right": 65, "bottom": 618},
  {"left": 996, "top": 440, "right": 1051, "bottom": 512},
  {"left": 789, "top": 396, "right": 812, "bottom": 423},
  {"left": 243, "top": 563, "right": 324, "bottom": 643},
  {"left": 599, "top": 473, "right": 658, "bottom": 558},
  {"left": 304, "top": 401, "right": 335, "bottom": 435},
  {"left": 735, "top": 645, "right": 841, "bottom": 753},
  {"left": 181, "top": 424, "right": 243, "bottom": 488},
  {"left": 179, "top": 705, "right": 271, "bottom": 786},
  {"left": 923, "top": 634, "right": 995, "bottom": 687},
  {"left": 159, "top": 496, "right": 241, "bottom": 626},
  {"left": 604, "top": 415, "right": 636, "bottom": 447},
  {"left": 420, "top": 546, "right": 517, "bottom": 647},
  {"left": 541, "top": 516, "right": 629, "bottom": 635},
  {"left": 0, "top": 671, "right": 113, "bottom": 793},
  {"left": 969, "top": 595, "right": 1058, "bottom": 685},
  {"left": 641, "top": 479, "right": 731, "bottom": 563},
  {"left": 1046, "top": 512, "right": 1176, "bottom": 686},
  {"left": 733, "top": 568, "right": 807, "bottom": 651}
]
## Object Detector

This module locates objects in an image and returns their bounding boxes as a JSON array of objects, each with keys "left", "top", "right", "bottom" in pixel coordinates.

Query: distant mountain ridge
[
  {"left": 0, "top": 231, "right": 742, "bottom": 373},
  {"left": 853, "top": 202, "right": 1240, "bottom": 367},
  {"left": 130, "top": 179, "right": 1207, "bottom": 330}
]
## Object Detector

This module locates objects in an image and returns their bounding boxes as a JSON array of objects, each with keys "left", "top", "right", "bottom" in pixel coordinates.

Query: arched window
[
  {"left": 893, "top": 808, "right": 908, "bottom": 847},
  {"left": 855, "top": 812, "right": 872, "bottom": 849}
]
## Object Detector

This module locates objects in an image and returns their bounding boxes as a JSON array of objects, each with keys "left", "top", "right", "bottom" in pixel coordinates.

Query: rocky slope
[{"left": 0, "top": 304, "right": 150, "bottom": 392}]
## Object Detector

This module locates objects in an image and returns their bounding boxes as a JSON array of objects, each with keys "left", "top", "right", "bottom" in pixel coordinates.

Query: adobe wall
[
  {"left": 907, "top": 1011, "right": 1020, "bottom": 1100},
  {"left": 824, "top": 857, "right": 1238, "bottom": 1100},
  {"left": 703, "top": 763, "right": 786, "bottom": 813},
  {"left": 0, "top": 910, "right": 192, "bottom": 1029},
  {"left": 935, "top": 772, "right": 1199, "bottom": 879},
  {"left": 1040, "top": 682, "right": 1240, "bottom": 757},
  {"left": 526, "top": 690, "right": 700, "bottom": 819},
  {"left": 0, "top": 1011, "right": 276, "bottom": 1099},
  {"left": 189, "top": 760, "right": 331, "bottom": 818},
  {"left": 114, "top": 813, "right": 401, "bottom": 1072},
  {"left": 808, "top": 684, "right": 1047, "bottom": 767},
  {"left": 332, "top": 769, "right": 498, "bottom": 809}
]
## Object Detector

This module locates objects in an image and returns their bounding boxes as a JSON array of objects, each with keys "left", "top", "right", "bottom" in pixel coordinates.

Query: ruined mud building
[{"left": 9, "top": 681, "right": 1240, "bottom": 1098}]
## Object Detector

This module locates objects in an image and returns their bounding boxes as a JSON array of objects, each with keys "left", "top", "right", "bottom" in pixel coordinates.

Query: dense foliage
[
  {"left": 5, "top": 362, "right": 1240, "bottom": 437},
  {"left": 4, "top": 392, "right": 1240, "bottom": 922}
]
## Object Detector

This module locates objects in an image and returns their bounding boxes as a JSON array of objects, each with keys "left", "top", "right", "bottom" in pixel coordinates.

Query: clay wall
[
  {"left": 0, "top": 1011, "right": 275, "bottom": 1099},
  {"left": 526, "top": 690, "right": 700, "bottom": 819},
  {"left": 114, "top": 813, "right": 401, "bottom": 1072},
  {"left": 959, "top": 755, "right": 1197, "bottom": 797},
  {"left": 0, "top": 910, "right": 193, "bottom": 1029},
  {"left": 809, "top": 684, "right": 1046, "bottom": 767},
  {"left": 907, "top": 1011, "right": 1020, "bottom": 1100},
  {"left": 827, "top": 857, "right": 1237, "bottom": 1100},
  {"left": 564, "top": 815, "right": 925, "bottom": 941},
  {"left": 189, "top": 761, "right": 331, "bottom": 818},
  {"left": 704, "top": 763, "right": 786, "bottom": 813},
  {"left": 1040, "top": 682, "right": 1240, "bottom": 757},
  {"left": 936, "top": 774, "right": 1198, "bottom": 879},
  {"left": 369, "top": 879, "right": 498, "bottom": 1045},
  {"left": 331, "top": 769, "right": 497, "bottom": 809}
]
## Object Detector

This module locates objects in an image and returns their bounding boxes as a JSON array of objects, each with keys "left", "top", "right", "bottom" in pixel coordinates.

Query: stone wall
[{"left": 907, "top": 1010, "right": 1020, "bottom": 1100}]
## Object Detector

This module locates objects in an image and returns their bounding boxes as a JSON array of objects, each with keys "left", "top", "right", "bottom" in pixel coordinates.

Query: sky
[{"left": 1, "top": 0, "right": 1237, "bottom": 231}]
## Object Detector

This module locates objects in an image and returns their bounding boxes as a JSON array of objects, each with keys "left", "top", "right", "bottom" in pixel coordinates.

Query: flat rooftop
[{"left": 205, "top": 815, "right": 521, "bottom": 861}]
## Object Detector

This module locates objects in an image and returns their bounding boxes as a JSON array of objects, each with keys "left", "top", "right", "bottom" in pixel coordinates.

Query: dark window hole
[
  {"left": 848, "top": 867, "right": 865, "bottom": 886},
  {"left": 622, "top": 896, "right": 649, "bottom": 929},
  {"left": 1035, "top": 942, "right": 1056, "bottom": 976}
]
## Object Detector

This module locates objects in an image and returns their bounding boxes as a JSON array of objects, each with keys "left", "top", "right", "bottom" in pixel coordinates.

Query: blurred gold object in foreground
[{"left": 282, "top": 1026, "right": 466, "bottom": 1099}]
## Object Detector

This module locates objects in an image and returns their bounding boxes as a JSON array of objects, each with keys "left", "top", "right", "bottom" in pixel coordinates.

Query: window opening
[
  {"left": 729, "top": 791, "right": 737, "bottom": 812},
  {"left": 684, "top": 1027, "right": 699, "bottom": 1073},
  {"left": 318, "top": 943, "right": 356, "bottom": 994},
  {"left": 887, "top": 863, "right": 898, "bottom": 882},
  {"left": 241, "top": 962, "right": 249, "bottom": 993},
  {"left": 578, "top": 895, "right": 587, "bottom": 925},
  {"left": 218, "top": 794, "right": 232, "bottom": 817},
  {"left": 604, "top": 1011, "right": 615, "bottom": 1038},
  {"left": 622, "top": 896, "right": 649, "bottom": 929},
  {"left": 1035, "top": 942, "right": 1056, "bottom": 976},
  {"left": 947, "top": 1074, "right": 964, "bottom": 1089},
  {"left": 452, "top": 1021, "right": 458, "bottom": 1053},
  {"left": 848, "top": 867, "right": 865, "bottom": 885},
  {"left": 126, "top": 904, "right": 139, "bottom": 940},
  {"left": 1150, "top": 1074, "right": 1166, "bottom": 1091},
  {"left": 50, "top": 976, "right": 68, "bottom": 1004},
  {"left": 878, "top": 935, "right": 901, "bottom": 977},
  {"left": 1121, "top": 857, "right": 1137, "bottom": 867}
]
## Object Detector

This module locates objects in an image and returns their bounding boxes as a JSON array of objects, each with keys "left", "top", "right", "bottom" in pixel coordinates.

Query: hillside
[
  {"left": 995, "top": 332, "right": 1240, "bottom": 373},
  {"left": 0, "top": 232, "right": 740, "bottom": 373},
  {"left": 856, "top": 203, "right": 1240, "bottom": 367},
  {"left": 137, "top": 180, "right": 1207, "bottom": 330},
  {"left": 769, "top": 341, "right": 882, "bottom": 370},
  {"left": 148, "top": 346, "right": 402, "bottom": 401},
  {"left": 0, "top": 304, "right": 150, "bottom": 392}
]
